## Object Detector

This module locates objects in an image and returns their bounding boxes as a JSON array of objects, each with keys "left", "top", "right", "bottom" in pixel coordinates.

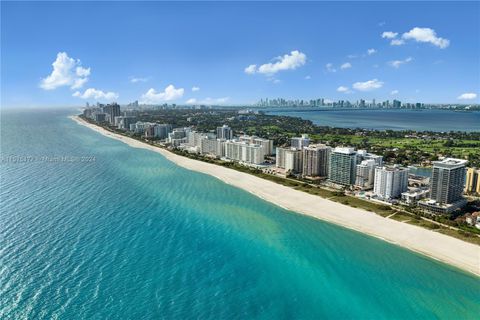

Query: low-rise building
[{"left": 401, "top": 188, "right": 429, "bottom": 206}]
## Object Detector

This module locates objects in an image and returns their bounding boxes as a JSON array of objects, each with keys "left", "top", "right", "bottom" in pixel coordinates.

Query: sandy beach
[{"left": 71, "top": 115, "right": 480, "bottom": 277}]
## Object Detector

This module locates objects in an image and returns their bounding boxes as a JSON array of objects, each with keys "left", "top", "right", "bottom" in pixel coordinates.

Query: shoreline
[{"left": 70, "top": 115, "right": 480, "bottom": 277}]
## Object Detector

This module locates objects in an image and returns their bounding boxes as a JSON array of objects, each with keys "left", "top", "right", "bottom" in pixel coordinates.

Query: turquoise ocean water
[{"left": 1, "top": 109, "right": 479, "bottom": 319}]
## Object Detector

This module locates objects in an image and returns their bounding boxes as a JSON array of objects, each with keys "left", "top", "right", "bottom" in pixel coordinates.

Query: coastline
[{"left": 70, "top": 115, "right": 480, "bottom": 277}]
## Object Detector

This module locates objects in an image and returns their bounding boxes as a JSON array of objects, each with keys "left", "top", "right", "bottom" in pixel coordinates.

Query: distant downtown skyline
[{"left": 1, "top": 1, "right": 479, "bottom": 108}]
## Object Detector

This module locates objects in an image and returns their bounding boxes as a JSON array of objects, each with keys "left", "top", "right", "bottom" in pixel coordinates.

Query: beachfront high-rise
[
  {"left": 239, "top": 135, "right": 274, "bottom": 155},
  {"left": 355, "top": 159, "right": 377, "bottom": 190},
  {"left": 328, "top": 147, "right": 357, "bottom": 186},
  {"left": 291, "top": 134, "right": 310, "bottom": 149},
  {"left": 225, "top": 140, "right": 265, "bottom": 165},
  {"left": 419, "top": 158, "right": 468, "bottom": 214},
  {"left": 430, "top": 158, "right": 467, "bottom": 204},
  {"left": 465, "top": 168, "right": 480, "bottom": 194},
  {"left": 276, "top": 147, "right": 303, "bottom": 174},
  {"left": 102, "top": 103, "right": 121, "bottom": 125},
  {"left": 373, "top": 165, "right": 409, "bottom": 200},
  {"left": 302, "top": 144, "right": 331, "bottom": 178},
  {"left": 216, "top": 125, "right": 233, "bottom": 140}
]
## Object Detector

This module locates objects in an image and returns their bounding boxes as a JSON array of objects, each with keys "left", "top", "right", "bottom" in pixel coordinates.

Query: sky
[{"left": 1, "top": 1, "right": 479, "bottom": 108}]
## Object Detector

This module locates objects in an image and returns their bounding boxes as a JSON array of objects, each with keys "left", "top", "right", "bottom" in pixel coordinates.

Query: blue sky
[{"left": 1, "top": 1, "right": 479, "bottom": 107}]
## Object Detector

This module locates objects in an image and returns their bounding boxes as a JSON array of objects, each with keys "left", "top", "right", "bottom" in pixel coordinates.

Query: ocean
[
  {"left": 264, "top": 108, "right": 480, "bottom": 132},
  {"left": 1, "top": 108, "right": 479, "bottom": 319}
]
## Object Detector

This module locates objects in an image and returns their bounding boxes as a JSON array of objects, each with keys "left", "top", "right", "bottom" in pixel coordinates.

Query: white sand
[{"left": 71, "top": 116, "right": 480, "bottom": 276}]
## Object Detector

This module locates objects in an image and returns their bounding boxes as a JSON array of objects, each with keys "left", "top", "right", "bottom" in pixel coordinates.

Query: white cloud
[
  {"left": 337, "top": 86, "right": 352, "bottom": 93},
  {"left": 457, "top": 93, "right": 477, "bottom": 100},
  {"left": 304, "top": 75, "right": 311, "bottom": 80},
  {"left": 381, "top": 31, "right": 398, "bottom": 39},
  {"left": 402, "top": 27, "right": 450, "bottom": 49},
  {"left": 352, "top": 79, "right": 384, "bottom": 91},
  {"left": 347, "top": 54, "right": 358, "bottom": 59},
  {"left": 326, "top": 63, "right": 336, "bottom": 73},
  {"left": 40, "top": 52, "right": 90, "bottom": 90},
  {"left": 186, "top": 97, "right": 229, "bottom": 105},
  {"left": 244, "top": 64, "right": 257, "bottom": 74},
  {"left": 389, "top": 57, "right": 413, "bottom": 68},
  {"left": 245, "top": 50, "right": 307, "bottom": 75},
  {"left": 140, "top": 85, "right": 184, "bottom": 104},
  {"left": 192, "top": 86, "right": 200, "bottom": 92},
  {"left": 390, "top": 90, "right": 399, "bottom": 95},
  {"left": 367, "top": 48, "right": 377, "bottom": 55},
  {"left": 130, "top": 77, "right": 149, "bottom": 83},
  {"left": 390, "top": 39, "right": 405, "bottom": 46},
  {"left": 340, "top": 62, "right": 352, "bottom": 70},
  {"left": 72, "top": 88, "right": 118, "bottom": 101}
]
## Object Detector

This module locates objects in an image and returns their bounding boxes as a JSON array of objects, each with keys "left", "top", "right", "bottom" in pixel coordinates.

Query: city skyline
[{"left": 2, "top": 1, "right": 479, "bottom": 108}]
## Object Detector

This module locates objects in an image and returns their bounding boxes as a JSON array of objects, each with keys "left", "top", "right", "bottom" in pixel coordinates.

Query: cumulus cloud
[
  {"left": 244, "top": 64, "right": 257, "bottom": 74},
  {"left": 340, "top": 62, "right": 352, "bottom": 70},
  {"left": 326, "top": 63, "right": 336, "bottom": 73},
  {"left": 367, "top": 48, "right": 377, "bottom": 55},
  {"left": 390, "top": 90, "right": 399, "bottom": 95},
  {"left": 304, "top": 75, "right": 311, "bottom": 80},
  {"left": 457, "top": 93, "right": 477, "bottom": 100},
  {"left": 352, "top": 79, "right": 384, "bottom": 91},
  {"left": 390, "top": 39, "right": 405, "bottom": 46},
  {"left": 381, "top": 31, "right": 398, "bottom": 39},
  {"left": 337, "top": 86, "right": 352, "bottom": 93},
  {"left": 72, "top": 88, "right": 118, "bottom": 101},
  {"left": 245, "top": 50, "right": 306, "bottom": 75},
  {"left": 383, "top": 27, "right": 450, "bottom": 49},
  {"left": 140, "top": 85, "right": 184, "bottom": 104},
  {"left": 186, "top": 98, "right": 197, "bottom": 104},
  {"left": 40, "top": 52, "right": 90, "bottom": 90},
  {"left": 389, "top": 57, "right": 413, "bottom": 68},
  {"left": 192, "top": 86, "right": 200, "bottom": 92},
  {"left": 402, "top": 27, "right": 450, "bottom": 49}
]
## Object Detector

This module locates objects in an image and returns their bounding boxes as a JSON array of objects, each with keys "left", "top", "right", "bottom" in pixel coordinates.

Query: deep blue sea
[
  {"left": 265, "top": 108, "right": 480, "bottom": 132},
  {"left": 1, "top": 109, "right": 479, "bottom": 319}
]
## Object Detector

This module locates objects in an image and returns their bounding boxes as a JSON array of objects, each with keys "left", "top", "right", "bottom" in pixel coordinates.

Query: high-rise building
[
  {"left": 168, "top": 127, "right": 190, "bottom": 146},
  {"left": 114, "top": 116, "right": 137, "bottom": 130},
  {"left": 357, "top": 150, "right": 383, "bottom": 166},
  {"left": 276, "top": 147, "right": 287, "bottom": 169},
  {"left": 284, "top": 148, "right": 303, "bottom": 173},
  {"left": 393, "top": 99, "right": 401, "bottom": 108},
  {"left": 419, "top": 158, "right": 467, "bottom": 214},
  {"left": 291, "top": 134, "right": 310, "bottom": 149},
  {"left": 302, "top": 144, "right": 331, "bottom": 177},
  {"left": 430, "top": 158, "right": 467, "bottom": 204},
  {"left": 465, "top": 168, "right": 480, "bottom": 194},
  {"left": 355, "top": 159, "right": 377, "bottom": 190},
  {"left": 102, "top": 103, "right": 121, "bottom": 125},
  {"left": 238, "top": 135, "right": 274, "bottom": 155},
  {"left": 373, "top": 165, "right": 409, "bottom": 200},
  {"left": 216, "top": 125, "right": 233, "bottom": 140},
  {"left": 328, "top": 147, "right": 357, "bottom": 186},
  {"left": 154, "top": 124, "right": 173, "bottom": 139},
  {"left": 225, "top": 140, "right": 265, "bottom": 164}
]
